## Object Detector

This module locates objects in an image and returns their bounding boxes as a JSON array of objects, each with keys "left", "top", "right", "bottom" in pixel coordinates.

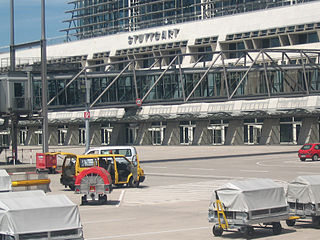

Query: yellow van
[{"left": 59, "top": 152, "right": 145, "bottom": 190}]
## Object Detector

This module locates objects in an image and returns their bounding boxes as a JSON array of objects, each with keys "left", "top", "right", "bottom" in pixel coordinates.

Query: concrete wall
[
  {"left": 225, "top": 120, "right": 244, "bottom": 145},
  {"left": 66, "top": 124, "right": 79, "bottom": 145},
  {"left": 134, "top": 122, "right": 152, "bottom": 145},
  {"left": 110, "top": 123, "right": 126, "bottom": 145},
  {"left": 260, "top": 118, "right": 280, "bottom": 145},
  {"left": 90, "top": 123, "right": 101, "bottom": 146},
  {"left": 298, "top": 118, "right": 319, "bottom": 144},
  {"left": 193, "top": 120, "right": 210, "bottom": 145},
  {"left": 163, "top": 121, "right": 180, "bottom": 145}
]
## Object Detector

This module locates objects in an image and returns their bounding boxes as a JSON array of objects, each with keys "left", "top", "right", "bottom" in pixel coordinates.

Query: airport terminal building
[{"left": 2, "top": 0, "right": 320, "bottom": 147}]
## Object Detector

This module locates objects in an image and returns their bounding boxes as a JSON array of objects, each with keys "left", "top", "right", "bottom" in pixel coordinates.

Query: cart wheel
[
  {"left": 244, "top": 226, "right": 254, "bottom": 236},
  {"left": 312, "top": 216, "right": 320, "bottom": 226},
  {"left": 129, "top": 177, "right": 140, "bottom": 188},
  {"left": 69, "top": 184, "right": 75, "bottom": 191},
  {"left": 212, "top": 225, "right": 223, "bottom": 237},
  {"left": 286, "top": 219, "right": 296, "bottom": 227},
  {"left": 98, "top": 194, "right": 107, "bottom": 204},
  {"left": 81, "top": 195, "right": 88, "bottom": 205},
  {"left": 272, "top": 222, "right": 282, "bottom": 235}
]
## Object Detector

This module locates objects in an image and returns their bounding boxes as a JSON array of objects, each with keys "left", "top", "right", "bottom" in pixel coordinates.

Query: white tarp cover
[
  {"left": 211, "top": 178, "right": 287, "bottom": 212},
  {"left": 0, "top": 192, "right": 81, "bottom": 235},
  {"left": 0, "top": 169, "right": 12, "bottom": 192},
  {"left": 287, "top": 175, "right": 320, "bottom": 204}
]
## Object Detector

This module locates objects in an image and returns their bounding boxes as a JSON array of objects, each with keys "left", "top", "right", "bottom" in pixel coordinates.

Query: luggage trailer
[
  {"left": 208, "top": 179, "right": 290, "bottom": 237},
  {"left": 286, "top": 175, "right": 320, "bottom": 227}
]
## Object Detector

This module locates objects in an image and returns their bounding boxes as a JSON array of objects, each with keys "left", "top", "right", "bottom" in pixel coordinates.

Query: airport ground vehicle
[
  {"left": 85, "top": 146, "right": 138, "bottom": 163},
  {"left": 60, "top": 152, "right": 145, "bottom": 190},
  {"left": 75, "top": 166, "right": 113, "bottom": 205},
  {"left": 208, "top": 179, "right": 289, "bottom": 237},
  {"left": 0, "top": 190, "right": 83, "bottom": 240},
  {"left": 286, "top": 175, "right": 320, "bottom": 227},
  {"left": 298, "top": 143, "right": 320, "bottom": 161},
  {"left": 36, "top": 153, "right": 57, "bottom": 173}
]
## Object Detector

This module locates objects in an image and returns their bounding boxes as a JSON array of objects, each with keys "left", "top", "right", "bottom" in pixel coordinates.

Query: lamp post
[
  {"left": 85, "top": 71, "right": 90, "bottom": 153},
  {"left": 41, "top": 0, "right": 49, "bottom": 153}
]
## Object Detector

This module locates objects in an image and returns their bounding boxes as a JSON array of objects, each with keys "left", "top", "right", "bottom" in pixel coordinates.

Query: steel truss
[{"left": 46, "top": 49, "right": 320, "bottom": 110}]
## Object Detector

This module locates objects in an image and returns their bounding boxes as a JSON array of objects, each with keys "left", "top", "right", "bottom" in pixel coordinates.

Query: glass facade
[
  {"left": 33, "top": 67, "right": 320, "bottom": 109},
  {"left": 64, "top": 0, "right": 315, "bottom": 40}
]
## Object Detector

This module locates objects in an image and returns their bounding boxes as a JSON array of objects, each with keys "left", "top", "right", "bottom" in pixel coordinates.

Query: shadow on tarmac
[
  {"left": 141, "top": 151, "right": 297, "bottom": 164},
  {"left": 81, "top": 200, "right": 120, "bottom": 206},
  {"left": 214, "top": 227, "right": 296, "bottom": 239}
]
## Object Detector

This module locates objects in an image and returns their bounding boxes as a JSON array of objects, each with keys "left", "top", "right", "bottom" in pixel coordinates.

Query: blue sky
[{"left": 0, "top": 0, "right": 70, "bottom": 47}]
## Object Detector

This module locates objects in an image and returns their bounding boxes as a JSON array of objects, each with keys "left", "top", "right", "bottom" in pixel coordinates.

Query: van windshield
[{"left": 101, "top": 149, "right": 132, "bottom": 157}]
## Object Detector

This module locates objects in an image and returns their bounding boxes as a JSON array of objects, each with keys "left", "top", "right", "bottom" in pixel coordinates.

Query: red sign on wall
[
  {"left": 136, "top": 98, "right": 142, "bottom": 107},
  {"left": 84, "top": 111, "right": 90, "bottom": 119}
]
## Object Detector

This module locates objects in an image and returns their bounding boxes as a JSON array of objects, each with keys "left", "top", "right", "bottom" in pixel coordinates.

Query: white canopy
[
  {"left": 211, "top": 178, "right": 287, "bottom": 212},
  {"left": 0, "top": 192, "right": 81, "bottom": 235},
  {"left": 287, "top": 175, "right": 320, "bottom": 204},
  {"left": 0, "top": 169, "right": 11, "bottom": 192}
]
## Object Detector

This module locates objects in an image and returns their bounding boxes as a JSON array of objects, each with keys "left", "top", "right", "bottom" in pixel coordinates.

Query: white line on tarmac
[
  {"left": 145, "top": 166, "right": 168, "bottom": 169},
  {"left": 240, "top": 169, "right": 268, "bottom": 173},
  {"left": 298, "top": 172, "right": 320, "bottom": 175},
  {"left": 86, "top": 226, "right": 210, "bottom": 240},
  {"left": 116, "top": 190, "right": 125, "bottom": 208},
  {"left": 83, "top": 218, "right": 136, "bottom": 224},
  {"left": 189, "top": 168, "right": 216, "bottom": 171},
  {"left": 147, "top": 172, "right": 244, "bottom": 179}
]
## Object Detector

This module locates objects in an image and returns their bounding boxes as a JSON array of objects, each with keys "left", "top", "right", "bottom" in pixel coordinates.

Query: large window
[
  {"left": 19, "top": 127, "right": 28, "bottom": 145},
  {"left": 79, "top": 127, "right": 85, "bottom": 145},
  {"left": 208, "top": 120, "right": 228, "bottom": 145},
  {"left": 148, "top": 122, "right": 166, "bottom": 145},
  {"left": 126, "top": 124, "right": 138, "bottom": 144},
  {"left": 58, "top": 125, "right": 67, "bottom": 145},
  {"left": 101, "top": 124, "right": 112, "bottom": 145},
  {"left": 280, "top": 117, "right": 301, "bottom": 144},
  {"left": 243, "top": 119, "right": 263, "bottom": 145},
  {"left": 180, "top": 121, "right": 195, "bottom": 145}
]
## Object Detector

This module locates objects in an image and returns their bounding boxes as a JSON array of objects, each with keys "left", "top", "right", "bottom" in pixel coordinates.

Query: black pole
[{"left": 41, "top": 0, "right": 49, "bottom": 153}]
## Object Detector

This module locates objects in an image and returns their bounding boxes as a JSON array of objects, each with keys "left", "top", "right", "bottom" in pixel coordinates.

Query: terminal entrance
[
  {"left": 180, "top": 121, "right": 195, "bottom": 145},
  {"left": 244, "top": 124, "right": 262, "bottom": 144}
]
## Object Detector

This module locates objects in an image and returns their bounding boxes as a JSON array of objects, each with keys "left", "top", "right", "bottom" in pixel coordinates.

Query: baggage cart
[
  {"left": 208, "top": 178, "right": 289, "bottom": 236},
  {"left": 36, "top": 153, "right": 57, "bottom": 174},
  {"left": 0, "top": 190, "right": 83, "bottom": 239},
  {"left": 286, "top": 175, "right": 320, "bottom": 226}
]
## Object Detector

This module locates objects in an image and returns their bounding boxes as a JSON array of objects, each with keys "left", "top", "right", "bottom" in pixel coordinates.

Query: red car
[{"left": 298, "top": 143, "right": 320, "bottom": 161}]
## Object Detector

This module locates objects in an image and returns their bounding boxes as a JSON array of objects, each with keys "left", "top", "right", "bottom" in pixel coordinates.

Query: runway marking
[
  {"left": 83, "top": 218, "right": 136, "bottom": 224},
  {"left": 298, "top": 172, "right": 320, "bottom": 175},
  {"left": 257, "top": 160, "right": 320, "bottom": 168},
  {"left": 145, "top": 166, "right": 168, "bottom": 169},
  {"left": 240, "top": 169, "right": 268, "bottom": 173},
  {"left": 116, "top": 190, "right": 125, "bottom": 208},
  {"left": 86, "top": 226, "right": 210, "bottom": 239},
  {"left": 147, "top": 172, "right": 244, "bottom": 179},
  {"left": 189, "top": 167, "right": 217, "bottom": 171}
]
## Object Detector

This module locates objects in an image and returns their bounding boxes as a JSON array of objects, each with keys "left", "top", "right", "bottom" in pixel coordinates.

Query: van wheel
[
  {"left": 312, "top": 154, "right": 319, "bottom": 161},
  {"left": 300, "top": 158, "right": 306, "bottom": 161},
  {"left": 129, "top": 177, "right": 140, "bottom": 188}
]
